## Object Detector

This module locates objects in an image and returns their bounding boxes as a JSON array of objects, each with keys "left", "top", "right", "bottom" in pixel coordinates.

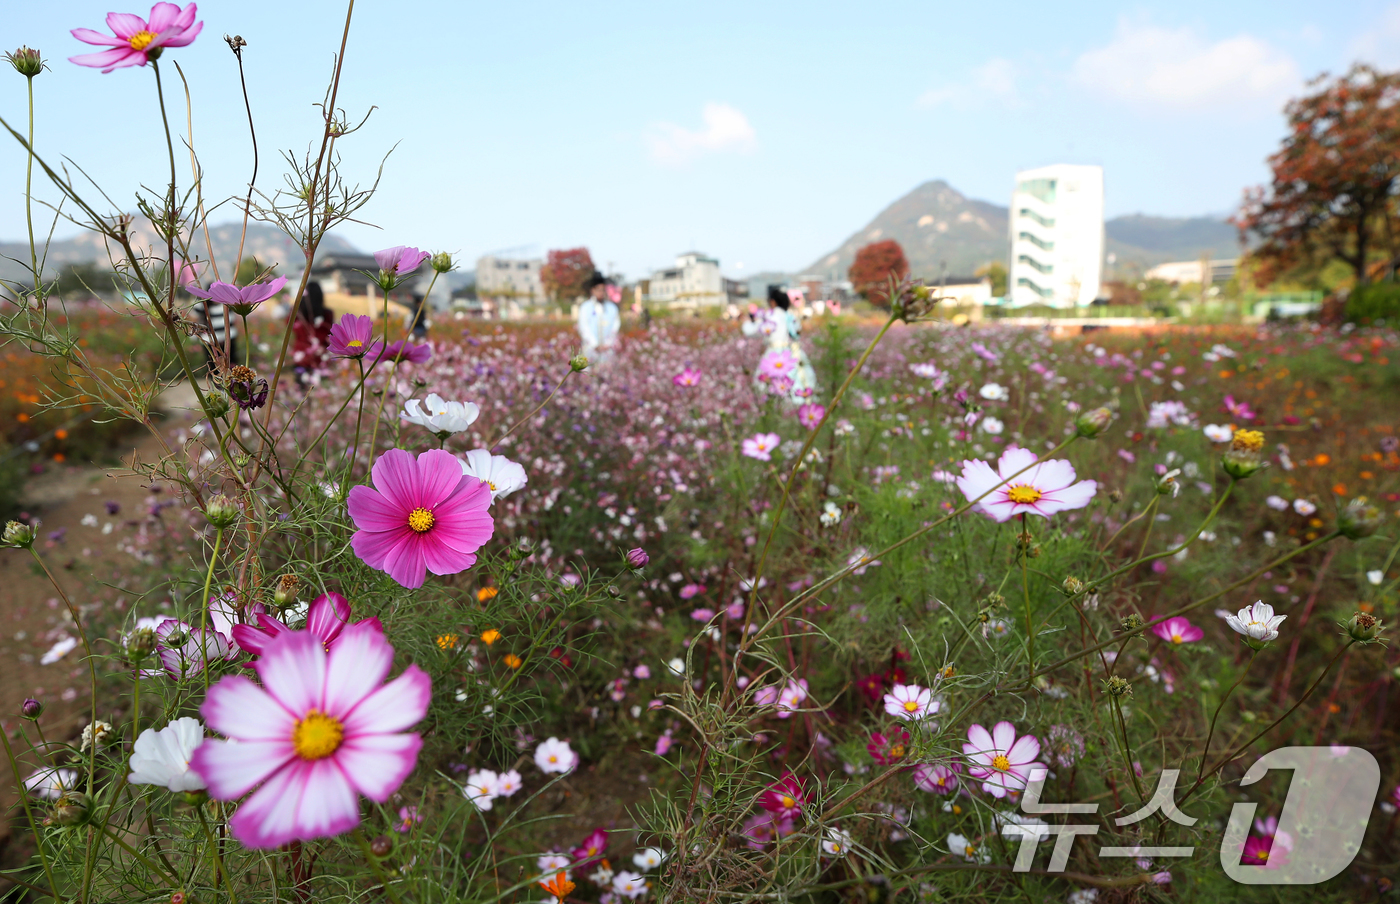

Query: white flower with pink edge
[
  {"left": 883, "top": 684, "right": 938, "bottom": 721},
  {"left": 962, "top": 721, "right": 1047, "bottom": 798},
  {"left": 955, "top": 447, "right": 1097, "bottom": 523}
]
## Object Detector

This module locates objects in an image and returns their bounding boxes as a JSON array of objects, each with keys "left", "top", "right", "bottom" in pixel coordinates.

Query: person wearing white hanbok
[
  {"left": 576, "top": 273, "right": 620, "bottom": 365},
  {"left": 742, "top": 286, "right": 816, "bottom": 402}
]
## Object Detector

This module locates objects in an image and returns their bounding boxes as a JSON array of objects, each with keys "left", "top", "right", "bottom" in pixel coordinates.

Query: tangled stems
[
  {"left": 0, "top": 722, "right": 59, "bottom": 900},
  {"left": 1020, "top": 515, "right": 1034, "bottom": 669},
  {"left": 27, "top": 548, "right": 99, "bottom": 793},
  {"left": 197, "top": 528, "right": 225, "bottom": 693},
  {"left": 354, "top": 829, "right": 404, "bottom": 904},
  {"left": 1194, "top": 651, "right": 1258, "bottom": 788},
  {"left": 198, "top": 805, "right": 238, "bottom": 904}
]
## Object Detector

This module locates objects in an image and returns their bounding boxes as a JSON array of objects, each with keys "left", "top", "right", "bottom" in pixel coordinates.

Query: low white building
[
  {"left": 643, "top": 252, "right": 725, "bottom": 308},
  {"left": 1145, "top": 258, "right": 1238, "bottom": 285},
  {"left": 476, "top": 255, "right": 543, "bottom": 317},
  {"left": 1007, "top": 164, "right": 1104, "bottom": 308}
]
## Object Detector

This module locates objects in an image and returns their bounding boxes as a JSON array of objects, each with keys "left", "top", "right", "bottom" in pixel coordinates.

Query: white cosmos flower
[
  {"left": 632, "top": 847, "right": 667, "bottom": 869},
  {"left": 947, "top": 832, "right": 989, "bottom": 863},
  {"left": 401, "top": 393, "right": 479, "bottom": 435},
  {"left": 979, "top": 382, "right": 1008, "bottom": 401},
  {"left": 822, "top": 827, "right": 854, "bottom": 856},
  {"left": 820, "top": 501, "right": 842, "bottom": 527},
  {"left": 1292, "top": 498, "right": 1317, "bottom": 516},
  {"left": 1265, "top": 495, "right": 1289, "bottom": 511},
  {"left": 1203, "top": 424, "right": 1234, "bottom": 443},
  {"left": 534, "top": 737, "right": 577, "bottom": 775},
  {"left": 537, "top": 852, "right": 571, "bottom": 872},
  {"left": 40, "top": 636, "right": 78, "bottom": 665},
  {"left": 980, "top": 416, "right": 1004, "bottom": 435},
  {"left": 1224, "top": 600, "right": 1286, "bottom": 647},
  {"left": 464, "top": 769, "right": 500, "bottom": 809},
  {"left": 884, "top": 683, "right": 938, "bottom": 721},
  {"left": 1368, "top": 570, "right": 1385, "bottom": 586},
  {"left": 612, "top": 871, "right": 648, "bottom": 899},
  {"left": 459, "top": 449, "right": 528, "bottom": 501},
  {"left": 495, "top": 768, "right": 523, "bottom": 797},
  {"left": 128, "top": 717, "right": 207, "bottom": 792},
  {"left": 24, "top": 767, "right": 78, "bottom": 800}
]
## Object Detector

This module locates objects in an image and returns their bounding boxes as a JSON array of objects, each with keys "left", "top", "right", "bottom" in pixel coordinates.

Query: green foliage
[{"left": 1346, "top": 281, "right": 1400, "bottom": 323}]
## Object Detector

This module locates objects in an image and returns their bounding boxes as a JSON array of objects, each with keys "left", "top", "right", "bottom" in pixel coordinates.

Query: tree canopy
[
  {"left": 540, "top": 248, "right": 596, "bottom": 302},
  {"left": 848, "top": 240, "right": 909, "bottom": 306}
]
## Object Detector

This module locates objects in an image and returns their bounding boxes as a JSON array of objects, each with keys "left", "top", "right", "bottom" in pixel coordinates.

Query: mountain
[
  {"left": 800, "top": 180, "right": 1245, "bottom": 282},
  {"left": 0, "top": 221, "right": 359, "bottom": 283}
]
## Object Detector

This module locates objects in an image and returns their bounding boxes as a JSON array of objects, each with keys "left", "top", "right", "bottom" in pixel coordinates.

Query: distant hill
[
  {"left": 800, "top": 180, "right": 1246, "bottom": 283},
  {"left": 0, "top": 221, "right": 359, "bottom": 284}
]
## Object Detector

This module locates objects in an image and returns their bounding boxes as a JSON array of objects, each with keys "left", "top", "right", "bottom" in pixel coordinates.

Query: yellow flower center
[
  {"left": 1232, "top": 429, "right": 1265, "bottom": 451},
  {"left": 407, "top": 507, "right": 434, "bottom": 533},
  {"left": 1253, "top": 849, "right": 1269, "bottom": 861},
  {"left": 965, "top": 845, "right": 977, "bottom": 858},
  {"left": 903, "top": 699, "right": 920, "bottom": 712},
  {"left": 991, "top": 754, "right": 1011, "bottom": 772},
  {"left": 1007, "top": 485, "right": 1042, "bottom": 504},
  {"left": 889, "top": 744, "right": 905, "bottom": 759},
  {"left": 781, "top": 795, "right": 795, "bottom": 808},
  {"left": 128, "top": 30, "right": 157, "bottom": 51},
  {"left": 292, "top": 710, "right": 344, "bottom": 760},
  {"left": 487, "top": 480, "right": 498, "bottom": 491},
  {"left": 1171, "top": 634, "right": 1184, "bottom": 644},
  {"left": 347, "top": 339, "right": 363, "bottom": 348}
]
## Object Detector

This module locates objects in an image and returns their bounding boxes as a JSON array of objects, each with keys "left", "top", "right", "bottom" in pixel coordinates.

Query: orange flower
[
  {"left": 477, "top": 586, "right": 498, "bottom": 602},
  {"left": 539, "top": 871, "right": 575, "bottom": 902},
  {"left": 16, "top": 412, "right": 28, "bottom": 422},
  {"left": 54, "top": 429, "right": 67, "bottom": 440},
  {"left": 436, "top": 633, "right": 459, "bottom": 650},
  {"left": 480, "top": 629, "right": 501, "bottom": 645},
  {"left": 1333, "top": 483, "right": 1347, "bottom": 496},
  {"left": 503, "top": 653, "right": 523, "bottom": 669},
  {"left": 1313, "top": 453, "right": 1331, "bottom": 466}
]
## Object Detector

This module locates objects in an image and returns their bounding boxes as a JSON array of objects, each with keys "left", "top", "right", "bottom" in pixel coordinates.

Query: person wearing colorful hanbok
[{"left": 742, "top": 286, "right": 816, "bottom": 402}]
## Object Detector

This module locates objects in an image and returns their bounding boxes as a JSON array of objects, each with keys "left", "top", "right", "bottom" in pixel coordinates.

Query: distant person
[
  {"left": 408, "top": 291, "right": 429, "bottom": 339},
  {"left": 291, "top": 281, "right": 333, "bottom": 383},
  {"left": 742, "top": 285, "right": 815, "bottom": 402},
  {"left": 576, "top": 272, "right": 620, "bottom": 364}
]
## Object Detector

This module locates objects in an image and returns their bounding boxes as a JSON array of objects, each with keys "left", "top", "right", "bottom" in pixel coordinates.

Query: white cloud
[
  {"left": 1350, "top": 4, "right": 1400, "bottom": 67},
  {"left": 1072, "top": 22, "right": 1300, "bottom": 110},
  {"left": 917, "top": 58, "right": 1019, "bottom": 109},
  {"left": 646, "top": 103, "right": 757, "bottom": 166}
]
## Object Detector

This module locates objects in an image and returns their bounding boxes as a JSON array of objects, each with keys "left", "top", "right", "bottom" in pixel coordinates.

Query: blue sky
[{"left": 2, "top": 1, "right": 1398, "bottom": 279}]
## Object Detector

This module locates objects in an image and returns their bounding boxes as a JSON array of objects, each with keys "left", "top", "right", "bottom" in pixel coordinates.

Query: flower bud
[
  {"left": 1119, "top": 613, "right": 1145, "bottom": 634},
  {"left": 626, "top": 547, "right": 649, "bottom": 569},
  {"left": 1337, "top": 497, "right": 1383, "bottom": 540},
  {"left": 45, "top": 791, "right": 90, "bottom": 827},
  {"left": 570, "top": 354, "right": 589, "bottom": 373},
  {"left": 274, "top": 573, "right": 301, "bottom": 607},
  {"left": 20, "top": 698, "right": 42, "bottom": 720},
  {"left": 370, "top": 834, "right": 393, "bottom": 857},
  {"left": 204, "top": 494, "right": 240, "bottom": 528},
  {"left": 1155, "top": 468, "right": 1182, "bottom": 498},
  {"left": 205, "top": 391, "right": 231, "bottom": 420},
  {"left": 606, "top": 584, "right": 622, "bottom": 598},
  {"left": 3, "top": 520, "right": 35, "bottom": 548},
  {"left": 1108, "top": 489, "right": 1123, "bottom": 504},
  {"left": 126, "top": 627, "right": 157, "bottom": 663},
  {"left": 1102, "top": 675, "right": 1132, "bottom": 698},
  {"left": 1222, "top": 429, "right": 1266, "bottom": 479},
  {"left": 1075, "top": 405, "right": 1115, "bottom": 438},
  {"left": 1061, "top": 576, "right": 1084, "bottom": 596},
  {"left": 7, "top": 47, "right": 44, "bottom": 78},
  {"left": 1345, "top": 612, "right": 1384, "bottom": 643},
  {"left": 430, "top": 252, "right": 454, "bottom": 274}
]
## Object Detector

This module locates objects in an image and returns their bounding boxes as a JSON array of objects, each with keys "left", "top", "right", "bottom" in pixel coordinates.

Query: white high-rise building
[{"left": 1007, "top": 164, "right": 1104, "bottom": 308}]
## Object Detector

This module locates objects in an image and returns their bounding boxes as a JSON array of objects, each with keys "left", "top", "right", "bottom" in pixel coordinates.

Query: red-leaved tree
[
  {"left": 540, "top": 248, "right": 596, "bottom": 303},
  {"left": 1237, "top": 65, "right": 1400, "bottom": 287},
  {"left": 848, "top": 240, "right": 910, "bottom": 306}
]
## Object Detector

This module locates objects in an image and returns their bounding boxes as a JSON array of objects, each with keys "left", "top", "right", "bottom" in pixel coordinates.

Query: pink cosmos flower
[
  {"left": 742, "top": 811, "right": 795, "bottom": 848},
  {"left": 672, "top": 367, "right": 702, "bottom": 387},
  {"left": 1151, "top": 616, "right": 1204, "bottom": 645},
  {"left": 347, "top": 449, "right": 495, "bottom": 589},
  {"left": 327, "top": 314, "right": 384, "bottom": 360},
  {"left": 190, "top": 622, "right": 430, "bottom": 849},
  {"left": 380, "top": 339, "right": 432, "bottom": 364},
  {"left": 679, "top": 583, "right": 706, "bottom": 600},
  {"left": 186, "top": 276, "right": 288, "bottom": 316},
  {"left": 867, "top": 724, "right": 911, "bottom": 764},
  {"left": 757, "top": 348, "right": 799, "bottom": 382},
  {"left": 1222, "top": 395, "right": 1257, "bottom": 421},
  {"left": 912, "top": 762, "right": 960, "bottom": 794},
  {"left": 797, "top": 403, "right": 826, "bottom": 430},
  {"left": 963, "top": 721, "right": 1047, "bottom": 798},
  {"left": 1241, "top": 835, "right": 1287, "bottom": 868},
  {"left": 374, "top": 246, "right": 429, "bottom": 280},
  {"left": 955, "top": 446, "right": 1097, "bottom": 523},
  {"left": 155, "top": 617, "right": 231, "bottom": 679},
  {"left": 571, "top": 827, "right": 609, "bottom": 867},
  {"left": 758, "top": 773, "right": 806, "bottom": 818},
  {"left": 654, "top": 729, "right": 674, "bottom": 756},
  {"left": 884, "top": 683, "right": 938, "bottom": 721},
  {"left": 232, "top": 592, "right": 374, "bottom": 659},
  {"left": 754, "top": 679, "right": 808, "bottom": 718},
  {"left": 742, "top": 432, "right": 780, "bottom": 461},
  {"left": 393, "top": 805, "right": 421, "bottom": 833},
  {"left": 70, "top": 3, "right": 202, "bottom": 73}
]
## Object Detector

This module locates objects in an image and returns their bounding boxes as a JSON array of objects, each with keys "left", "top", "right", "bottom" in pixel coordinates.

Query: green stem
[
  {"left": 198, "top": 805, "right": 238, "bottom": 904},
  {"left": 0, "top": 715, "right": 60, "bottom": 900},
  {"left": 1020, "top": 514, "right": 1034, "bottom": 669},
  {"left": 491, "top": 365, "right": 575, "bottom": 449},
  {"left": 24, "top": 75, "right": 39, "bottom": 306},
  {"left": 1110, "top": 694, "right": 1147, "bottom": 803},
  {"left": 1194, "top": 651, "right": 1257, "bottom": 787},
  {"left": 198, "top": 528, "right": 225, "bottom": 693},
  {"left": 100, "top": 825, "right": 180, "bottom": 888},
  {"left": 355, "top": 828, "right": 404, "bottom": 904},
  {"left": 27, "top": 548, "right": 99, "bottom": 795}
]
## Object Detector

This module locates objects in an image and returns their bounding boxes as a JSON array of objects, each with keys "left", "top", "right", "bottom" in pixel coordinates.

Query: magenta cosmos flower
[
  {"left": 380, "top": 339, "right": 432, "bottom": 364},
  {"left": 327, "top": 313, "right": 384, "bottom": 360},
  {"left": 1152, "top": 616, "right": 1204, "bottom": 645},
  {"left": 190, "top": 622, "right": 430, "bottom": 848},
  {"left": 347, "top": 449, "right": 495, "bottom": 589},
  {"left": 70, "top": 3, "right": 202, "bottom": 72},
  {"left": 963, "top": 721, "right": 1047, "bottom": 798},
  {"left": 374, "top": 246, "right": 429, "bottom": 289},
  {"left": 912, "top": 762, "right": 960, "bottom": 794},
  {"left": 758, "top": 772, "right": 806, "bottom": 818},
  {"left": 232, "top": 592, "right": 376, "bottom": 659},
  {"left": 955, "top": 446, "right": 1097, "bottom": 523},
  {"left": 187, "top": 276, "right": 288, "bottom": 316},
  {"left": 797, "top": 403, "right": 826, "bottom": 430},
  {"left": 672, "top": 367, "right": 702, "bottom": 387}
]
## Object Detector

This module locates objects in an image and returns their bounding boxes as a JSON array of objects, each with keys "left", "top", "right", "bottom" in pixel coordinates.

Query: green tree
[{"left": 975, "top": 261, "right": 1007, "bottom": 296}]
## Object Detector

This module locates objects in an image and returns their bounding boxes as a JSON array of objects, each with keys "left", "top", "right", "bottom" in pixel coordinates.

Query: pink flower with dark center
[
  {"left": 758, "top": 772, "right": 806, "bottom": 818},
  {"left": 187, "top": 276, "right": 288, "bottom": 316},
  {"left": 679, "top": 583, "right": 706, "bottom": 599},
  {"left": 912, "top": 762, "right": 960, "bottom": 794},
  {"left": 756, "top": 349, "right": 798, "bottom": 382},
  {"left": 327, "top": 314, "right": 384, "bottom": 360},
  {"left": 672, "top": 367, "right": 702, "bottom": 387},
  {"left": 742, "top": 432, "right": 780, "bottom": 461},
  {"left": 962, "top": 721, "right": 1047, "bottom": 798},
  {"left": 374, "top": 246, "right": 430, "bottom": 281},
  {"left": 189, "top": 622, "right": 430, "bottom": 849},
  {"left": 380, "top": 340, "right": 432, "bottom": 364},
  {"left": 70, "top": 3, "right": 202, "bottom": 73},
  {"left": 742, "top": 812, "right": 795, "bottom": 849},
  {"left": 867, "top": 724, "right": 910, "bottom": 764},
  {"left": 797, "top": 403, "right": 826, "bottom": 430},
  {"left": 1151, "top": 616, "right": 1204, "bottom": 645},
  {"left": 232, "top": 593, "right": 375, "bottom": 659},
  {"left": 347, "top": 449, "right": 495, "bottom": 589},
  {"left": 955, "top": 446, "right": 1097, "bottom": 523},
  {"left": 571, "top": 827, "right": 608, "bottom": 867},
  {"left": 1241, "top": 835, "right": 1287, "bottom": 868}
]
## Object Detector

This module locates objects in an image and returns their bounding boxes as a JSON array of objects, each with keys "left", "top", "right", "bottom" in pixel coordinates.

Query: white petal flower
[
  {"left": 24, "top": 767, "right": 78, "bottom": 800},
  {"left": 979, "top": 382, "right": 1008, "bottom": 401},
  {"left": 534, "top": 737, "right": 577, "bottom": 775},
  {"left": 1368, "top": 570, "right": 1385, "bottom": 586},
  {"left": 1223, "top": 600, "right": 1286, "bottom": 646},
  {"left": 632, "top": 847, "right": 667, "bottom": 870},
  {"left": 1204, "top": 424, "right": 1234, "bottom": 443},
  {"left": 883, "top": 683, "right": 938, "bottom": 721},
  {"left": 1265, "top": 495, "right": 1289, "bottom": 511},
  {"left": 980, "top": 416, "right": 1004, "bottom": 435},
  {"left": 947, "top": 832, "right": 989, "bottom": 863},
  {"left": 129, "top": 718, "right": 207, "bottom": 792},
  {"left": 1292, "top": 498, "right": 1317, "bottom": 516},
  {"left": 401, "top": 393, "right": 479, "bottom": 435},
  {"left": 822, "top": 827, "right": 854, "bottom": 856},
  {"left": 40, "top": 636, "right": 78, "bottom": 665},
  {"left": 464, "top": 769, "right": 500, "bottom": 809},
  {"left": 495, "top": 769, "right": 523, "bottom": 797},
  {"left": 460, "top": 448, "right": 528, "bottom": 501},
  {"left": 612, "top": 870, "right": 648, "bottom": 899}
]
